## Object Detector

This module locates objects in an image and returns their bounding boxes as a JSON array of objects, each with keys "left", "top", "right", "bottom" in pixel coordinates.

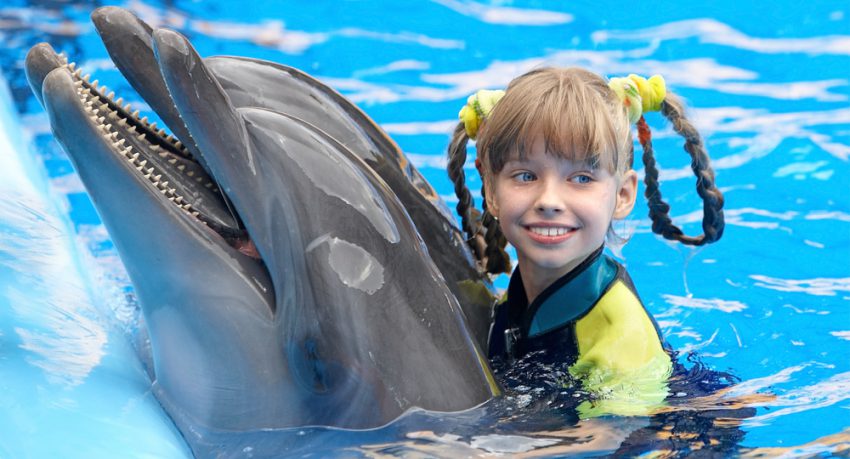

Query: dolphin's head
[{"left": 26, "top": 6, "right": 497, "bottom": 442}]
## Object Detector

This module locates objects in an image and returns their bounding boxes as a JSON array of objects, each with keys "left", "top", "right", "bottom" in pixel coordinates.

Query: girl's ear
[
  {"left": 613, "top": 170, "right": 638, "bottom": 219},
  {"left": 484, "top": 180, "right": 499, "bottom": 219}
]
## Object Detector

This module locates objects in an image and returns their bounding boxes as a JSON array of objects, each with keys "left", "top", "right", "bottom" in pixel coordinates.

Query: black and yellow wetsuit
[{"left": 489, "top": 246, "right": 673, "bottom": 416}]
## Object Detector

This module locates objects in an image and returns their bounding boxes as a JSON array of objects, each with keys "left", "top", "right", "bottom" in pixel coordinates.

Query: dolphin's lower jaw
[{"left": 27, "top": 7, "right": 497, "bottom": 436}]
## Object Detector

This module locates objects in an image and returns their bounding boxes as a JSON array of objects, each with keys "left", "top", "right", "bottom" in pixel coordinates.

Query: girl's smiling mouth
[{"left": 524, "top": 224, "right": 577, "bottom": 244}]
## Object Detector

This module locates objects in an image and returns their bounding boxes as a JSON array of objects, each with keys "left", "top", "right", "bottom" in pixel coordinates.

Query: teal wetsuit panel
[{"left": 527, "top": 255, "right": 617, "bottom": 337}]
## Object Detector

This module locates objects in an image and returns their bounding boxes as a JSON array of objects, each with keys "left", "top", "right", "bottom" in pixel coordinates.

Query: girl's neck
[{"left": 517, "top": 257, "right": 585, "bottom": 305}]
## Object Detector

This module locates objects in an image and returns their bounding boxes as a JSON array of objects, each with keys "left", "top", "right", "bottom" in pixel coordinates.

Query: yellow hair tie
[
  {"left": 608, "top": 74, "right": 667, "bottom": 123},
  {"left": 458, "top": 89, "right": 505, "bottom": 139}
]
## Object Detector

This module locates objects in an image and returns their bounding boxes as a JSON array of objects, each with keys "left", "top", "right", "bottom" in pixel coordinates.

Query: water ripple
[
  {"left": 745, "top": 371, "right": 850, "bottom": 427},
  {"left": 831, "top": 331, "right": 850, "bottom": 341},
  {"left": 662, "top": 294, "right": 748, "bottom": 313},
  {"left": 750, "top": 275, "right": 850, "bottom": 297},
  {"left": 431, "top": 0, "right": 573, "bottom": 26},
  {"left": 593, "top": 18, "right": 850, "bottom": 56}
]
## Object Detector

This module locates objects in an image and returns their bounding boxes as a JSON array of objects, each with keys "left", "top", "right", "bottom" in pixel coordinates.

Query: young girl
[{"left": 447, "top": 67, "right": 725, "bottom": 416}]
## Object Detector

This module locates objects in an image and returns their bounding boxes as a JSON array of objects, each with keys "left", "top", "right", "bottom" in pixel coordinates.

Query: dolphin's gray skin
[
  {"left": 89, "top": 6, "right": 497, "bottom": 346},
  {"left": 25, "top": 6, "right": 499, "bottom": 453}
]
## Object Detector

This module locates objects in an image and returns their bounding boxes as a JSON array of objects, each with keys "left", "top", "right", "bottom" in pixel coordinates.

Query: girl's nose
[{"left": 534, "top": 181, "right": 565, "bottom": 214}]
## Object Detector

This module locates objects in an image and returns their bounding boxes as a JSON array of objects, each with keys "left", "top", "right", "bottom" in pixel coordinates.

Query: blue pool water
[{"left": 0, "top": 1, "right": 848, "bottom": 457}]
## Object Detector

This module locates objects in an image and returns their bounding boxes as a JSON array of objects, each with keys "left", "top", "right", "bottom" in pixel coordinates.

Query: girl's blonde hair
[
  {"left": 447, "top": 67, "right": 725, "bottom": 275},
  {"left": 477, "top": 67, "right": 632, "bottom": 183}
]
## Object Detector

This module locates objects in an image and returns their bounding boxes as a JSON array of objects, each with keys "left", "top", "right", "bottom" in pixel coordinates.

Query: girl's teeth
[{"left": 530, "top": 227, "right": 569, "bottom": 236}]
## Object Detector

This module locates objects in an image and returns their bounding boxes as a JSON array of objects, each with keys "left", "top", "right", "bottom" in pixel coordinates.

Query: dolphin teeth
[
  {"left": 131, "top": 152, "right": 140, "bottom": 160},
  {"left": 146, "top": 167, "right": 154, "bottom": 174},
  {"left": 139, "top": 160, "right": 148, "bottom": 168},
  {"left": 143, "top": 172, "right": 151, "bottom": 179},
  {"left": 204, "top": 182, "right": 213, "bottom": 189},
  {"left": 68, "top": 62, "right": 76, "bottom": 71},
  {"left": 157, "top": 129, "right": 167, "bottom": 137},
  {"left": 115, "top": 97, "right": 123, "bottom": 106},
  {"left": 161, "top": 180, "right": 169, "bottom": 188},
  {"left": 118, "top": 118, "right": 128, "bottom": 127},
  {"left": 141, "top": 116, "right": 149, "bottom": 124},
  {"left": 174, "top": 141, "right": 184, "bottom": 149},
  {"left": 153, "top": 174, "right": 162, "bottom": 181},
  {"left": 137, "top": 133, "right": 146, "bottom": 141},
  {"left": 196, "top": 177, "right": 203, "bottom": 183},
  {"left": 132, "top": 110, "right": 140, "bottom": 118},
  {"left": 177, "top": 165, "right": 185, "bottom": 171},
  {"left": 91, "top": 80, "right": 99, "bottom": 88},
  {"left": 168, "top": 158, "right": 177, "bottom": 164},
  {"left": 187, "top": 171, "right": 195, "bottom": 177},
  {"left": 107, "top": 91, "right": 115, "bottom": 100},
  {"left": 150, "top": 122, "right": 158, "bottom": 131},
  {"left": 191, "top": 211, "right": 200, "bottom": 217},
  {"left": 97, "top": 116, "right": 105, "bottom": 124},
  {"left": 159, "top": 151, "right": 169, "bottom": 158},
  {"left": 150, "top": 145, "right": 161, "bottom": 152},
  {"left": 83, "top": 74, "right": 91, "bottom": 82}
]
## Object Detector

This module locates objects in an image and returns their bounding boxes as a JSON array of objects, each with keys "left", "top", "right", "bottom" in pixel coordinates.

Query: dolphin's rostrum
[{"left": 26, "top": 6, "right": 499, "bottom": 454}]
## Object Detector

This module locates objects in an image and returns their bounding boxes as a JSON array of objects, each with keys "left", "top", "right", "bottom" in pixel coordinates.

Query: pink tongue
[{"left": 234, "top": 239, "right": 261, "bottom": 259}]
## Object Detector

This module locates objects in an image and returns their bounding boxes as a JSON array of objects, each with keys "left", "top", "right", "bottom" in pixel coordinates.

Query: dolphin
[
  {"left": 25, "top": 6, "right": 498, "bottom": 452},
  {"left": 88, "top": 6, "right": 497, "bottom": 346}
]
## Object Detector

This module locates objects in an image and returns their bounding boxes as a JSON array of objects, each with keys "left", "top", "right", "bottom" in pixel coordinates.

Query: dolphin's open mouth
[{"left": 35, "top": 49, "right": 259, "bottom": 257}]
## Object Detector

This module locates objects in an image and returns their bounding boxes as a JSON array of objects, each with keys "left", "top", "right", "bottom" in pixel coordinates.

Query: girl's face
[{"left": 487, "top": 136, "right": 637, "bottom": 285}]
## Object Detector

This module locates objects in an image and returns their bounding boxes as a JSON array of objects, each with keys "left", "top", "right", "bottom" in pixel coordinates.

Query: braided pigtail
[
  {"left": 638, "top": 94, "right": 725, "bottom": 245},
  {"left": 447, "top": 122, "right": 486, "bottom": 260},
  {"left": 609, "top": 74, "right": 724, "bottom": 246},
  {"left": 448, "top": 89, "right": 513, "bottom": 274},
  {"left": 479, "top": 184, "right": 511, "bottom": 274}
]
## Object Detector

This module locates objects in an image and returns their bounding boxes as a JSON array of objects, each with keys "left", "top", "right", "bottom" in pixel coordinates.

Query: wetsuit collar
[{"left": 505, "top": 246, "right": 617, "bottom": 342}]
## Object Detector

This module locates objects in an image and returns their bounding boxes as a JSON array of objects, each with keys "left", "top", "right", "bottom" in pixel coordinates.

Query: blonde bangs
[{"left": 478, "top": 67, "right": 631, "bottom": 178}]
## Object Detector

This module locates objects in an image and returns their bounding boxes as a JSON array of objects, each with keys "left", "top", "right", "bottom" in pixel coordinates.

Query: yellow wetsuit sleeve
[{"left": 569, "top": 280, "right": 673, "bottom": 417}]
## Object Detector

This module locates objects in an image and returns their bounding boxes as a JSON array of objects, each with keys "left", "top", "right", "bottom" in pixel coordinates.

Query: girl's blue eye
[
  {"left": 572, "top": 174, "right": 593, "bottom": 184},
  {"left": 514, "top": 172, "right": 535, "bottom": 182}
]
